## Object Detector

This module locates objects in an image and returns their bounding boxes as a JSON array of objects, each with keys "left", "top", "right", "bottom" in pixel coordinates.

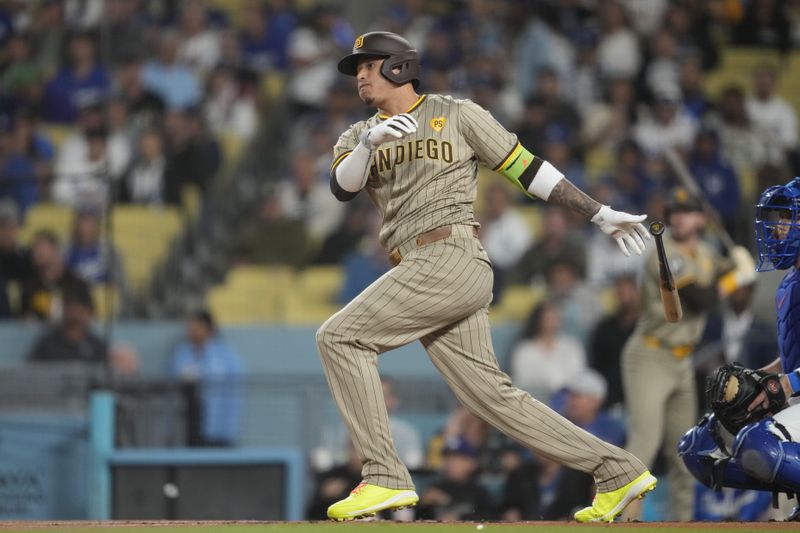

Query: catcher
[{"left": 679, "top": 177, "right": 800, "bottom": 521}]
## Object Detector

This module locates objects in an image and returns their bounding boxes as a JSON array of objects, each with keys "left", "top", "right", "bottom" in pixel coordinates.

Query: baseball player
[
  {"left": 318, "top": 31, "right": 656, "bottom": 522},
  {"left": 679, "top": 177, "right": 800, "bottom": 521},
  {"left": 621, "top": 188, "right": 751, "bottom": 520}
]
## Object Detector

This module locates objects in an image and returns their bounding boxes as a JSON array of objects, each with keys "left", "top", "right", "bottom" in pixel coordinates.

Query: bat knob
[{"left": 649, "top": 221, "right": 665, "bottom": 236}]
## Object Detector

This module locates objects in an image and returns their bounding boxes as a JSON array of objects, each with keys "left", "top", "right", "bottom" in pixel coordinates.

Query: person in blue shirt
[
  {"left": 41, "top": 32, "right": 109, "bottom": 123},
  {"left": 141, "top": 32, "right": 201, "bottom": 111},
  {"left": 679, "top": 177, "right": 800, "bottom": 521},
  {"left": 170, "top": 309, "right": 245, "bottom": 447},
  {"left": 687, "top": 128, "right": 742, "bottom": 243}
]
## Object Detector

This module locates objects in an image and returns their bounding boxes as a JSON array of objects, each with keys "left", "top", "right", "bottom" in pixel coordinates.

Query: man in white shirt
[{"left": 745, "top": 66, "right": 798, "bottom": 163}]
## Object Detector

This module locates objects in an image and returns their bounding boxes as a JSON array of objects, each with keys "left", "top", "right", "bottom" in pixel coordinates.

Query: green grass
[{"left": 5, "top": 523, "right": 791, "bottom": 533}]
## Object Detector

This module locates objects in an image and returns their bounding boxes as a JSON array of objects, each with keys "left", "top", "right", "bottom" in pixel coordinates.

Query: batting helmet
[
  {"left": 337, "top": 31, "right": 420, "bottom": 89},
  {"left": 664, "top": 187, "right": 703, "bottom": 219}
]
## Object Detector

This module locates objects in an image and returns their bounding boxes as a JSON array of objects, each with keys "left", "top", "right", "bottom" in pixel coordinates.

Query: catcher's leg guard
[
  {"left": 678, "top": 413, "right": 772, "bottom": 490},
  {"left": 732, "top": 418, "right": 800, "bottom": 492}
]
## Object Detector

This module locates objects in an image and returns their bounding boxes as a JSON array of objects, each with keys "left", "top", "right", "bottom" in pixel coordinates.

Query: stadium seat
[
  {"left": 489, "top": 284, "right": 546, "bottom": 323},
  {"left": 19, "top": 203, "right": 74, "bottom": 244},
  {"left": 111, "top": 206, "right": 183, "bottom": 293},
  {"left": 209, "top": 265, "right": 295, "bottom": 324},
  {"left": 285, "top": 266, "right": 343, "bottom": 324},
  {"left": 91, "top": 284, "right": 119, "bottom": 320}
]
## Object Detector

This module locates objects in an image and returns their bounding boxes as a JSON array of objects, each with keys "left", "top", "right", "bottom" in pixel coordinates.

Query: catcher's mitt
[{"left": 706, "top": 362, "right": 786, "bottom": 434}]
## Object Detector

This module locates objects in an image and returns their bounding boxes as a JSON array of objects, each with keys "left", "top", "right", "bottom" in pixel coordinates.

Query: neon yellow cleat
[
  {"left": 327, "top": 482, "right": 419, "bottom": 521},
  {"left": 574, "top": 471, "right": 657, "bottom": 523}
]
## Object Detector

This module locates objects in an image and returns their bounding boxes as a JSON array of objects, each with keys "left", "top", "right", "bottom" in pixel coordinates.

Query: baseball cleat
[
  {"left": 327, "top": 482, "right": 418, "bottom": 520},
  {"left": 574, "top": 471, "right": 657, "bottom": 523}
]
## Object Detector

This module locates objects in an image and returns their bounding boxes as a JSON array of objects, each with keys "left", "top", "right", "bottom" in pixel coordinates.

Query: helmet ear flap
[{"left": 380, "top": 51, "right": 420, "bottom": 89}]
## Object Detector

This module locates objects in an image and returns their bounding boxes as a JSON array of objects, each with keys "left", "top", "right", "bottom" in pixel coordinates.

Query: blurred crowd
[{"left": 2, "top": 0, "right": 800, "bottom": 522}]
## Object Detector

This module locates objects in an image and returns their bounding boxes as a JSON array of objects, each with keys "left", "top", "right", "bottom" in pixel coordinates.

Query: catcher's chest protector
[{"left": 777, "top": 270, "right": 800, "bottom": 372}]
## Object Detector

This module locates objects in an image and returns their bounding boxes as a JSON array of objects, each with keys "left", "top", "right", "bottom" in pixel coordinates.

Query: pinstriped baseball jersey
[
  {"left": 634, "top": 233, "right": 720, "bottom": 348},
  {"left": 331, "top": 94, "right": 522, "bottom": 250}
]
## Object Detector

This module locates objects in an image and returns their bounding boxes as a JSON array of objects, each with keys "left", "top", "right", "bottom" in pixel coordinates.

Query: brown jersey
[{"left": 331, "top": 94, "right": 520, "bottom": 250}]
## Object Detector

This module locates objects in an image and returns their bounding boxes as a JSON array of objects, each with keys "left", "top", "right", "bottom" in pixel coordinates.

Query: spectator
[
  {"left": 596, "top": 1, "right": 640, "bottom": 79},
  {"left": 276, "top": 150, "right": 343, "bottom": 243},
  {"left": 687, "top": 129, "right": 742, "bottom": 242},
  {"left": 53, "top": 102, "right": 128, "bottom": 207},
  {"left": 581, "top": 76, "right": 639, "bottom": 156},
  {"left": 228, "top": 191, "right": 309, "bottom": 267},
  {"left": 239, "top": 1, "right": 296, "bottom": 73},
  {"left": 119, "top": 128, "right": 168, "bottom": 205},
  {"left": 286, "top": 5, "right": 352, "bottom": 114},
  {"left": 643, "top": 28, "right": 680, "bottom": 101},
  {"left": 306, "top": 443, "right": 363, "bottom": 520},
  {"left": 21, "top": 229, "right": 91, "bottom": 321},
  {"left": 508, "top": 205, "right": 586, "bottom": 286},
  {"left": 746, "top": 66, "right": 798, "bottom": 163},
  {"left": 52, "top": 125, "right": 110, "bottom": 208},
  {"left": 732, "top": 0, "right": 791, "bottom": 53},
  {"left": 170, "top": 309, "right": 245, "bottom": 447},
  {"left": 105, "top": 0, "right": 148, "bottom": 65},
  {"left": 313, "top": 197, "right": 374, "bottom": 265},
  {"left": 706, "top": 85, "right": 769, "bottom": 181},
  {"left": 31, "top": 0, "right": 67, "bottom": 81},
  {"left": 64, "top": 207, "right": 123, "bottom": 288},
  {"left": 597, "top": 139, "right": 654, "bottom": 214},
  {"left": 337, "top": 230, "right": 391, "bottom": 304},
  {"left": 498, "top": 444, "right": 541, "bottom": 521},
  {"left": 533, "top": 67, "right": 580, "bottom": 140},
  {"left": 0, "top": 32, "right": 44, "bottom": 111},
  {"left": 114, "top": 54, "right": 166, "bottom": 128},
  {"left": 0, "top": 112, "right": 54, "bottom": 214},
  {"left": 478, "top": 181, "right": 532, "bottom": 304},
  {"left": 41, "top": 32, "right": 109, "bottom": 123},
  {"left": 634, "top": 87, "right": 698, "bottom": 157},
  {"left": 27, "top": 289, "right": 105, "bottom": 363},
  {"left": 679, "top": 54, "right": 711, "bottom": 121},
  {"left": 510, "top": 300, "right": 586, "bottom": 403},
  {"left": 416, "top": 437, "right": 494, "bottom": 521},
  {"left": 163, "top": 109, "right": 221, "bottom": 203},
  {"left": 203, "top": 66, "right": 259, "bottom": 142},
  {"left": 64, "top": 0, "right": 104, "bottom": 30},
  {"left": 699, "top": 281, "right": 778, "bottom": 381},
  {"left": 177, "top": 0, "right": 221, "bottom": 75},
  {"left": 311, "top": 377, "right": 422, "bottom": 473},
  {"left": 587, "top": 274, "right": 640, "bottom": 409},
  {"left": 0, "top": 199, "right": 32, "bottom": 318},
  {"left": 541, "top": 125, "right": 585, "bottom": 190},
  {"left": 545, "top": 259, "right": 604, "bottom": 344},
  {"left": 141, "top": 32, "right": 202, "bottom": 111}
]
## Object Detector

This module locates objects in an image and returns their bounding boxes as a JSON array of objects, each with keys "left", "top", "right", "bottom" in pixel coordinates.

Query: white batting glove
[
  {"left": 591, "top": 205, "right": 651, "bottom": 257},
  {"left": 360, "top": 113, "right": 417, "bottom": 149}
]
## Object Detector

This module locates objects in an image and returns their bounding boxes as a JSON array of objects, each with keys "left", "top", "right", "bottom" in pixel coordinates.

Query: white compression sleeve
[{"left": 334, "top": 142, "right": 373, "bottom": 192}]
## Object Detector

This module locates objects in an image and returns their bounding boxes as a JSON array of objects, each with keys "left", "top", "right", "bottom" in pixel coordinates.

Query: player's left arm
[{"left": 459, "top": 100, "right": 649, "bottom": 256}]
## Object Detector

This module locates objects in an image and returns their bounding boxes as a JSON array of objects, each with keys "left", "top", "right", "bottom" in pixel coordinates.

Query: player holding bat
[{"left": 620, "top": 187, "right": 754, "bottom": 520}]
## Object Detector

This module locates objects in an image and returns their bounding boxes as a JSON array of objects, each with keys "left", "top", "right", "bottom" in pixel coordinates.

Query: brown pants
[{"left": 317, "top": 226, "right": 646, "bottom": 491}]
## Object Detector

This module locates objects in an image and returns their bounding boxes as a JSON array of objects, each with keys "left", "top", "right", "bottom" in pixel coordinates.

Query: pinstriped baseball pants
[{"left": 316, "top": 225, "right": 646, "bottom": 491}]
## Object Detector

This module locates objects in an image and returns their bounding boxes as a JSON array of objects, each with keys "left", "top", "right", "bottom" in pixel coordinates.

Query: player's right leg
[
  {"left": 421, "top": 308, "right": 655, "bottom": 523},
  {"left": 316, "top": 231, "right": 494, "bottom": 520}
]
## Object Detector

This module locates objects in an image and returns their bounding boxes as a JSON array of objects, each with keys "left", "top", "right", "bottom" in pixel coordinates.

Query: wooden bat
[
  {"left": 663, "top": 148, "right": 736, "bottom": 253},
  {"left": 649, "top": 221, "right": 682, "bottom": 323}
]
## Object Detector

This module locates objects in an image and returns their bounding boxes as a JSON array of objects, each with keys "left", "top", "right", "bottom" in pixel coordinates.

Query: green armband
[{"left": 494, "top": 143, "right": 541, "bottom": 197}]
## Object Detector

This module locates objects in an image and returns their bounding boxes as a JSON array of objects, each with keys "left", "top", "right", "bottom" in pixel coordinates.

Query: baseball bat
[
  {"left": 663, "top": 148, "right": 736, "bottom": 253},
  {"left": 649, "top": 221, "right": 683, "bottom": 323}
]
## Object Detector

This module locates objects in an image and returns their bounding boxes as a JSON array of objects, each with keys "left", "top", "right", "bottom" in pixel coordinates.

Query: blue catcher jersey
[{"left": 777, "top": 268, "right": 800, "bottom": 373}]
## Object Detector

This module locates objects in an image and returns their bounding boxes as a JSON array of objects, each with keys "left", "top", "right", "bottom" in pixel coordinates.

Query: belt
[
  {"left": 389, "top": 225, "right": 479, "bottom": 266},
  {"left": 643, "top": 335, "right": 694, "bottom": 359}
]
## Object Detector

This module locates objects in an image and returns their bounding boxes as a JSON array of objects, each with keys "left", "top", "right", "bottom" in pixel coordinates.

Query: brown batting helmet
[{"left": 337, "top": 31, "right": 420, "bottom": 89}]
